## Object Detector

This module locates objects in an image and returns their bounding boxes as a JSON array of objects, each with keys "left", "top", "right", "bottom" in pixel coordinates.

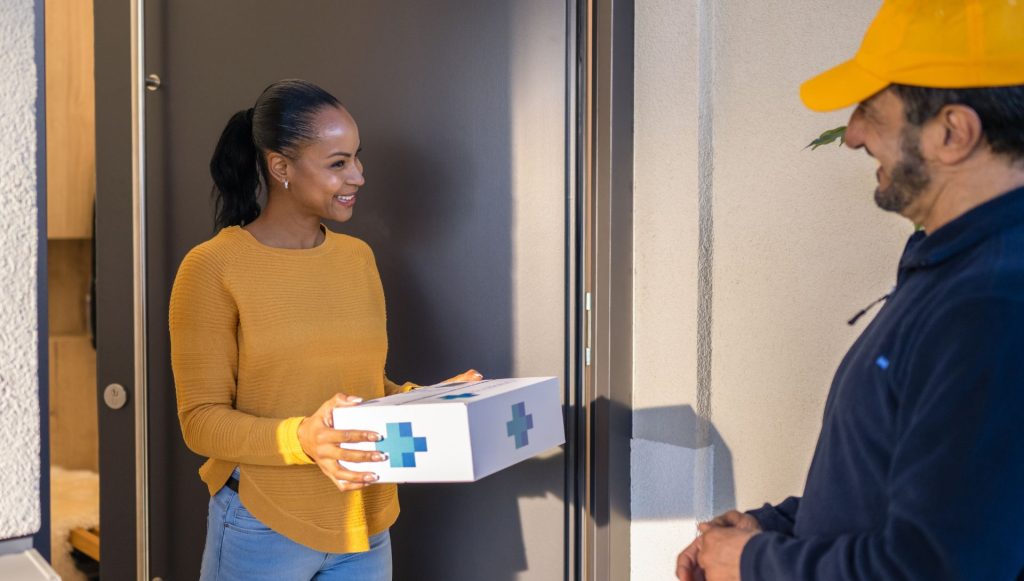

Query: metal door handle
[{"left": 130, "top": 0, "right": 151, "bottom": 576}]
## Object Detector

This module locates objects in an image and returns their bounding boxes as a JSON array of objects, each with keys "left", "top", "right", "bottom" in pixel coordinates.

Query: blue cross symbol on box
[
  {"left": 376, "top": 422, "right": 428, "bottom": 468},
  {"left": 440, "top": 393, "right": 477, "bottom": 400},
  {"left": 506, "top": 402, "right": 534, "bottom": 449}
]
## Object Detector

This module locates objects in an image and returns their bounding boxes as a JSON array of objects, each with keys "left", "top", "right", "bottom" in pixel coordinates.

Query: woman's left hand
[{"left": 443, "top": 369, "right": 484, "bottom": 384}]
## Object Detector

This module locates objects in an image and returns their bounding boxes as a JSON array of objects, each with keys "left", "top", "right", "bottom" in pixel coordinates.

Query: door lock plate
[{"left": 103, "top": 383, "right": 128, "bottom": 410}]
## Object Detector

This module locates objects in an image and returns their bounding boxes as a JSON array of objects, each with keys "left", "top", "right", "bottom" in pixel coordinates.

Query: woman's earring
[{"left": 283, "top": 179, "right": 289, "bottom": 190}]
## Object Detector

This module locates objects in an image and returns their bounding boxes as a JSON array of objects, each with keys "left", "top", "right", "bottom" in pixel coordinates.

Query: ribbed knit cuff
[
  {"left": 746, "top": 503, "right": 792, "bottom": 535},
  {"left": 385, "top": 378, "right": 420, "bottom": 395},
  {"left": 277, "top": 416, "right": 315, "bottom": 465}
]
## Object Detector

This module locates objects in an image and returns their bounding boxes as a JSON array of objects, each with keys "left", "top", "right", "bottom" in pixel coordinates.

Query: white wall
[
  {"left": 0, "top": 0, "right": 41, "bottom": 542},
  {"left": 631, "top": 1, "right": 910, "bottom": 577}
]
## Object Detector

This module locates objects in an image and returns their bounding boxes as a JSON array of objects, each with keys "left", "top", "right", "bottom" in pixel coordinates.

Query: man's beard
[{"left": 874, "top": 128, "right": 930, "bottom": 213}]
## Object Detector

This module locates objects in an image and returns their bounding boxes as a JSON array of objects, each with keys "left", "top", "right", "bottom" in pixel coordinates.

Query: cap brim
[{"left": 800, "top": 59, "right": 889, "bottom": 112}]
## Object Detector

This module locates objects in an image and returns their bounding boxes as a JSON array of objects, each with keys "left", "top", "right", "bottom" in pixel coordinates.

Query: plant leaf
[{"left": 806, "top": 126, "right": 847, "bottom": 150}]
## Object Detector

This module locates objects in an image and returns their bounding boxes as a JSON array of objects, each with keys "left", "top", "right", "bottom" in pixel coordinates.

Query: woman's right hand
[{"left": 297, "top": 393, "right": 385, "bottom": 492}]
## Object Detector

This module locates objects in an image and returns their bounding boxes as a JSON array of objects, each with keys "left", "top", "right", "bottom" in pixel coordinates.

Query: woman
[{"left": 169, "top": 79, "right": 480, "bottom": 580}]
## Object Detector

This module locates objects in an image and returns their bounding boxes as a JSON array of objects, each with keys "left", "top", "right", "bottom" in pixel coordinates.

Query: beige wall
[{"left": 631, "top": 0, "right": 911, "bottom": 576}]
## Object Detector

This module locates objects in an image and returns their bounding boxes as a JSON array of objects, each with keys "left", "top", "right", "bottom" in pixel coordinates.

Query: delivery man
[{"left": 677, "top": 1, "right": 1024, "bottom": 579}]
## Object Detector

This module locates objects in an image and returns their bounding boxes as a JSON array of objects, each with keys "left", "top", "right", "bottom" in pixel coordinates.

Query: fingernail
[
  {"left": 347, "top": 396, "right": 363, "bottom": 403},
  {"left": 373, "top": 453, "right": 387, "bottom": 462},
  {"left": 373, "top": 433, "right": 383, "bottom": 441},
  {"left": 364, "top": 473, "right": 379, "bottom": 482}
]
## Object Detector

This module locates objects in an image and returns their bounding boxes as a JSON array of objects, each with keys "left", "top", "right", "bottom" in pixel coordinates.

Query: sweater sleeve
[
  {"left": 746, "top": 497, "right": 800, "bottom": 535},
  {"left": 741, "top": 296, "right": 1024, "bottom": 580},
  {"left": 360, "top": 241, "right": 417, "bottom": 398},
  {"left": 169, "top": 247, "right": 313, "bottom": 466}
]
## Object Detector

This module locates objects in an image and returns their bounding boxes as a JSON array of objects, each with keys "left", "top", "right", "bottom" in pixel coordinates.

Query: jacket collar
[{"left": 899, "top": 185, "right": 1024, "bottom": 272}]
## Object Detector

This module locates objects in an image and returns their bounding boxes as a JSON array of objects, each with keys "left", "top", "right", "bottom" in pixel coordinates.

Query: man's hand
[
  {"left": 297, "top": 393, "right": 385, "bottom": 493},
  {"left": 700, "top": 510, "right": 761, "bottom": 533},
  {"left": 676, "top": 534, "right": 705, "bottom": 581},
  {"left": 696, "top": 526, "right": 758, "bottom": 581},
  {"left": 676, "top": 511, "right": 762, "bottom": 580}
]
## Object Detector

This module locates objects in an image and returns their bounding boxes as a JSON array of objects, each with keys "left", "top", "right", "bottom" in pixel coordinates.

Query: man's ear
[
  {"left": 265, "top": 151, "right": 290, "bottom": 186},
  {"left": 931, "top": 104, "right": 984, "bottom": 165}
]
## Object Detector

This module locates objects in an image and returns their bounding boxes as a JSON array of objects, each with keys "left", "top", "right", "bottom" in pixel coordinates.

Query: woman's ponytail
[{"left": 210, "top": 108, "right": 261, "bottom": 229}]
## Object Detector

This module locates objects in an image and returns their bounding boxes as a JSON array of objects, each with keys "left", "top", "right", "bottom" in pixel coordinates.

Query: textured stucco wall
[
  {"left": 632, "top": 0, "right": 706, "bottom": 574},
  {"left": 632, "top": 0, "right": 910, "bottom": 577},
  {"left": 0, "top": 0, "right": 41, "bottom": 541}
]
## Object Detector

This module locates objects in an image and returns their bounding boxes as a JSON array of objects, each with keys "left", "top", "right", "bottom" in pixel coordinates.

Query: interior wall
[
  {"left": 631, "top": 0, "right": 911, "bottom": 577},
  {"left": 45, "top": 0, "right": 98, "bottom": 475},
  {"left": 507, "top": 0, "right": 568, "bottom": 575},
  {"left": 0, "top": 0, "right": 42, "bottom": 543}
]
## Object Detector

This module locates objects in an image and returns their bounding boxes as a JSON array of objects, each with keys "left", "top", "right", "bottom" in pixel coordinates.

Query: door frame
[
  {"left": 33, "top": 0, "right": 51, "bottom": 562},
  {"left": 94, "top": 1, "right": 635, "bottom": 579},
  {"left": 577, "top": 0, "right": 634, "bottom": 580},
  {"left": 94, "top": 0, "right": 138, "bottom": 578}
]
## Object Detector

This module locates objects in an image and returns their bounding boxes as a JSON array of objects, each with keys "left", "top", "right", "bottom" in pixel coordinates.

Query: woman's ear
[{"left": 265, "top": 151, "right": 290, "bottom": 187}]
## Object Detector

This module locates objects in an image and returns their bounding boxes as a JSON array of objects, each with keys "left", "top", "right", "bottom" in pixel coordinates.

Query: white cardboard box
[{"left": 332, "top": 377, "right": 564, "bottom": 482}]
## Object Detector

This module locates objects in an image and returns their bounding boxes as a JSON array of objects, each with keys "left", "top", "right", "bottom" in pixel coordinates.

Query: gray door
[{"left": 97, "top": 1, "right": 574, "bottom": 579}]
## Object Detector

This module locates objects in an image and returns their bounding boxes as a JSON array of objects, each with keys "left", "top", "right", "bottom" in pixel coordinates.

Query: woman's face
[{"left": 284, "top": 106, "right": 365, "bottom": 223}]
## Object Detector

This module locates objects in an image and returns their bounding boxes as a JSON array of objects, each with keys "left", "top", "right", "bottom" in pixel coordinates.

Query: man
[{"left": 677, "top": 1, "right": 1024, "bottom": 579}]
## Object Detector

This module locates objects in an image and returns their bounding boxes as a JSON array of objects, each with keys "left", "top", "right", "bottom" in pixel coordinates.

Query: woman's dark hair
[
  {"left": 889, "top": 83, "right": 1024, "bottom": 164},
  {"left": 210, "top": 79, "right": 342, "bottom": 229}
]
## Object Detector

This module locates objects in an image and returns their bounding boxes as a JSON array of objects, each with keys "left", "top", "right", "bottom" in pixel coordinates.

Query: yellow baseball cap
[{"left": 801, "top": 0, "right": 1024, "bottom": 112}]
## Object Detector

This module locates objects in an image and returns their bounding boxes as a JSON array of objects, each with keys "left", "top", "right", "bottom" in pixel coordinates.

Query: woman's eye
[{"left": 332, "top": 160, "right": 346, "bottom": 169}]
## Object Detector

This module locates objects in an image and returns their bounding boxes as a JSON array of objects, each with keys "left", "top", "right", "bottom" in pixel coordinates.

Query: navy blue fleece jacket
[{"left": 741, "top": 187, "right": 1024, "bottom": 580}]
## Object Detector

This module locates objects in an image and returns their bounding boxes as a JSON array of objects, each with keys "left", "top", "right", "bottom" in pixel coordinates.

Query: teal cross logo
[
  {"left": 440, "top": 393, "right": 477, "bottom": 400},
  {"left": 506, "top": 402, "right": 534, "bottom": 449},
  {"left": 376, "top": 422, "right": 428, "bottom": 468}
]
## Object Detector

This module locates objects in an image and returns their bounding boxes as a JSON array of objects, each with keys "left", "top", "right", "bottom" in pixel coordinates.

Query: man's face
[{"left": 845, "top": 89, "right": 931, "bottom": 215}]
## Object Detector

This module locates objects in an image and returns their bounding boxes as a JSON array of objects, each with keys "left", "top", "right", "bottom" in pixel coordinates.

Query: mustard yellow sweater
[{"left": 169, "top": 225, "right": 413, "bottom": 553}]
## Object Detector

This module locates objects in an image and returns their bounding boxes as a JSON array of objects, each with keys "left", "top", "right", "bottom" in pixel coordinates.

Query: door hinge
[{"left": 585, "top": 292, "right": 592, "bottom": 366}]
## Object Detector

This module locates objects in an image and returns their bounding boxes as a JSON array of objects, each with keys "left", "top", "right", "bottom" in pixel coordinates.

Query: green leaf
[{"left": 806, "top": 126, "right": 847, "bottom": 150}]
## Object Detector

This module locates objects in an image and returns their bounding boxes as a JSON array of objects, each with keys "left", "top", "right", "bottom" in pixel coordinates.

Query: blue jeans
[{"left": 200, "top": 482, "right": 392, "bottom": 581}]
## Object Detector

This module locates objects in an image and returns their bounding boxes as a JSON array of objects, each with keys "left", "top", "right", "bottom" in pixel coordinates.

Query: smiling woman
[
  {"left": 209, "top": 79, "right": 364, "bottom": 239},
  {"left": 169, "top": 79, "right": 479, "bottom": 581}
]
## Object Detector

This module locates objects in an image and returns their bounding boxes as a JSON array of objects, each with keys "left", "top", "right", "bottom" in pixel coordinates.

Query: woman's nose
[{"left": 348, "top": 167, "right": 365, "bottom": 187}]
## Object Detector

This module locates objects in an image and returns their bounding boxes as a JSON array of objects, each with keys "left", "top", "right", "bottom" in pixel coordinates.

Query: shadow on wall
[
  {"left": 632, "top": 404, "right": 736, "bottom": 520},
  {"left": 393, "top": 452, "right": 563, "bottom": 581},
  {"left": 396, "top": 402, "right": 737, "bottom": 580}
]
